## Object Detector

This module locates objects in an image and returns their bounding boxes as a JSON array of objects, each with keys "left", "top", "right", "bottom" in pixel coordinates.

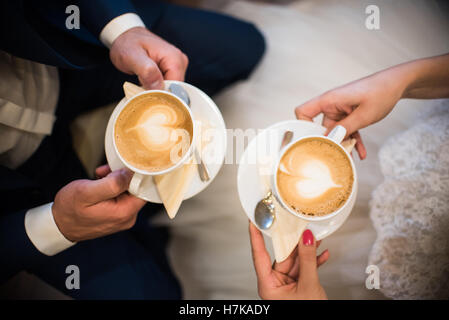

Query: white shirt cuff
[
  {"left": 25, "top": 202, "right": 76, "bottom": 256},
  {"left": 99, "top": 13, "right": 146, "bottom": 48}
]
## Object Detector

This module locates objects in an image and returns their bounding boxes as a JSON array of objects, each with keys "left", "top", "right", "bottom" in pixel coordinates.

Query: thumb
[
  {"left": 131, "top": 48, "right": 164, "bottom": 90},
  {"left": 297, "top": 229, "right": 320, "bottom": 287},
  {"left": 83, "top": 168, "right": 134, "bottom": 203},
  {"left": 332, "top": 107, "right": 369, "bottom": 139}
]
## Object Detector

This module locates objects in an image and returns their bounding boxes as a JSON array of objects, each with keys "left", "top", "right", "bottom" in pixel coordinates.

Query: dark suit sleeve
[
  {"left": 75, "top": 0, "right": 139, "bottom": 37},
  {"left": 0, "top": 0, "right": 152, "bottom": 69},
  {"left": 0, "top": 210, "right": 44, "bottom": 283},
  {"left": 0, "top": 166, "right": 48, "bottom": 283}
]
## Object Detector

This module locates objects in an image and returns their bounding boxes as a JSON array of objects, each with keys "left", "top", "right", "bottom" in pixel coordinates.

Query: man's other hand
[
  {"left": 52, "top": 165, "right": 146, "bottom": 242},
  {"left": 110, "top": 27, "right": 189, "bottom": 90}
]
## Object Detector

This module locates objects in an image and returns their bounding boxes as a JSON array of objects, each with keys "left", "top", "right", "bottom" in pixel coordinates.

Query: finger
[
  {"left": 288, "top": 256, "right": 300, "bottom": 279},
  {"left": 294, "top": 97, "right": 323, "bottom": 121},
  {"left": 352, "top": 131, "right": 367, "bottom": 160},
  {"left": 322, "top": 103, "right": 356, "bottom": 136},
  {"left": 322, "top": 117, "right": 338, "bottom": 132},
  {"left": 273, "top": 245, "right": 298, "bottom": 274},
  {"left": 95, "top": 164, "right": 111, "bottom": 179},
  {"left": 159, "top": 51, "right": 188, "bottom": 81},
  {"left": 130, "top": 48, "right": 164, "bottom": 90},
  {"left": 334, "top": 107, "right": 370, "bottom": 139},
  {"left": 297, "top": 229, "right": 320, "bottom": 287},
  {"left": 288, "top": 241, "right": 323, "bottom": 279},
  {"left": 355, "top": 141, "right": 367, "bottom": 160},
  {"left": 83, "top": 168, "right": 134, "bottom": 204},
  {"left": 113, "top": 192, "right": 146, "bottom": 220},
  {"left": 94, "top": 192, "right": 145, "bottom": 229},
  {"left": 162, "top": 65, "right": 186, "bottom": 81},
  {"left": 317, "top": 249, "right": 330, "bottom": 267},
  {"left": 249, "top": 222, "right": 272, "bottom": 281}
]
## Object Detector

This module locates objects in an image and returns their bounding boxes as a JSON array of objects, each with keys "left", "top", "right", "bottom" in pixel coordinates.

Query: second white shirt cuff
[
  {"left": 25, "top": 202, "right": 76, "bottom": 256},
  {"left": 99, "top": 13, "right": 146, "bottom": 48}
]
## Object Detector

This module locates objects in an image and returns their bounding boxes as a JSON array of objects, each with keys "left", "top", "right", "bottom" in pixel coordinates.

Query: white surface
[
  {"left": 105, "top": 80, "right": 227, "bottom": 203},
  {"left": 237, "top": 120, "right": 356, "bottom": 240}
]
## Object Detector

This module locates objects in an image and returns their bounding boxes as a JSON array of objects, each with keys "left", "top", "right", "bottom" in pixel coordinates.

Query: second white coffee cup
[{"left": 272, "top": 125, "right": 358, "bottom": 222}]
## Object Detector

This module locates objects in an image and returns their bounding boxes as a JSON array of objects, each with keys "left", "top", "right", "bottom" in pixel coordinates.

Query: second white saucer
[{"left": 237, "top": 120, "right": 354, "bottom": 240}]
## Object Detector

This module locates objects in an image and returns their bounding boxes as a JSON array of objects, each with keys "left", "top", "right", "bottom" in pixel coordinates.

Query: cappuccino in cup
[
  {"left": 276, "top": 137, "right": 353, "bottom": 217},
  {"left": 114, "top": 92, "right": 194, "bottom": 173}
]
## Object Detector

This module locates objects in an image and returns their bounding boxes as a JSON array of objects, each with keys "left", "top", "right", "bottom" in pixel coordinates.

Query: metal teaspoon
[
  {"left": 254, "top": 130, "right": 293, "bottom": 230},
  {"left": 168, "top": 83, "right": 211, "bottom": 182}
]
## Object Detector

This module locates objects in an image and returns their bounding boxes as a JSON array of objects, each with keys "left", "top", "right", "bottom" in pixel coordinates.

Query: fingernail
[{"left": 302, "top": 229, "right": 314, "bottom": 246}]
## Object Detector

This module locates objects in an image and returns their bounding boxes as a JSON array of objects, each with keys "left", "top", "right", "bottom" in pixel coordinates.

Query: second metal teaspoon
[
  {"left": 168, "top": 83, "right": 211, "bottom": 182},
  {"left": 254, "top": 130, "right": 293, "bottom": 230}
]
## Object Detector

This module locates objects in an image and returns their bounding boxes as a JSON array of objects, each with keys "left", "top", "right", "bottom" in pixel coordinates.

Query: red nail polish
[{"left": 302, "top": 229, "right": 314, "bottom": 246}]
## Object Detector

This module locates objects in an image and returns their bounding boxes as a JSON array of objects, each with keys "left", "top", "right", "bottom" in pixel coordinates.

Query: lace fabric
[{"left": 368, "top": 101, "right": 449, "bottom": 299}]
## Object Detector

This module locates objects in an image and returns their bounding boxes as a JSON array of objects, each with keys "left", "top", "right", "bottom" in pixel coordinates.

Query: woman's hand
[
  {"left": 295, "top": 53, "right": 449, "bottom": 160},
  {"left": 249, "top": 223, "right": 329, "bottom": 300},
  {"left": 295, "top": 69, "right": 407, "bottom": 159}
]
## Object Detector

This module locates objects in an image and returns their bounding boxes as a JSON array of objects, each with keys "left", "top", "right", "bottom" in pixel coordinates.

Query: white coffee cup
[
  {"left": 272, "top": 125, "right": 358, "bottom": 222},
  {"left": 111, "top": 89, "right": 198, "bottom": 196}
]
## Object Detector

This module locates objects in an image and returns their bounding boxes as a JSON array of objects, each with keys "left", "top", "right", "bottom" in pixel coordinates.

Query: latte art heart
[
  {"left": 115, "top": 93, "right": 193, "bottom": 172},
  {"left": 280, "top": 159, "right": 342, "bottom": 199},
  {"left": 128, "top": 104, "right": 189, "bottom": 152},
  {"left": 277, "top": 138, "right": 353, "bottom": 216}
]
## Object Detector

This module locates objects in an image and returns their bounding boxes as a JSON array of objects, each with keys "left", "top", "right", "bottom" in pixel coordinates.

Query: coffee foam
[
  {"left": 114, "top": 93, "right": 193, "bottom": 172},
  {"left": 277, "top": 138, "right": 353, "bottom": 216},
  {"left": 279, "top": 158, "right": 341, "bottom": 199}
]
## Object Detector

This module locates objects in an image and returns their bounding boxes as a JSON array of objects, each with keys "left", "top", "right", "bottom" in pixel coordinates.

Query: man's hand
[
  {"left": 110, "top": 27, "right": 189, "bottom": 90},
  {"left": 249, "top": 223, "right": 329, "bottom": 300},
  {"left": 52, "top": 165, "right": 146, "bottom": 242}
]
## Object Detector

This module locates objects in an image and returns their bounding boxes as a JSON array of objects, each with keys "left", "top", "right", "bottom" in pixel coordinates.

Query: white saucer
[
  {"left": 105, "top": 80, "right": 227, "bottom": 203},
  {"left": 237, "top": 120, "right": 354, "bottom": 240}
]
